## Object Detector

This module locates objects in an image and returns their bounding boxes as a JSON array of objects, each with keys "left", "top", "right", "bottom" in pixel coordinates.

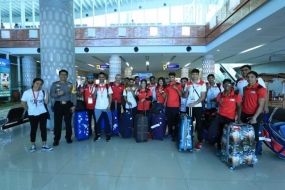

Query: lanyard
[
  {"left": 32, "top": 89, "right": 40, "bottom": 107},
  {"left": 88, "top": 84, "right": 94, "bottom": 96},
  {"left": 99, "top": 85, "right": 106, "bottom": 97}
]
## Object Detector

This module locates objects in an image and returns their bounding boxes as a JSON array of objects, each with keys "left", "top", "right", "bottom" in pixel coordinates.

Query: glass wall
[{"left": 0, "top": 0, "right": 229, "bottom": 28}]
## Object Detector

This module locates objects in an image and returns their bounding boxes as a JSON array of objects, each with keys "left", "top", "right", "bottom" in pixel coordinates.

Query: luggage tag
[{"left": 88, "top": 97, "right": 93, "bottom": 104}]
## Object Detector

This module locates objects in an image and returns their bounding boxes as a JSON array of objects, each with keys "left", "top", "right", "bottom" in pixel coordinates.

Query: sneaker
[
  {"left": 106, "top": 135, "right": 111, "bottom": 142},
  {"left": 194, "top": 142, "right": 203, "bottom": 151},
  {"left": 30, "top": 145, "right": 36, "bottom": 153},
  {"left": 42, "top": 145, "right": 53, "bottom": 151},
  {"left": 94, "top": 135, "right": 101, "bottom": 142},
  {"left": 66, "top": 139, "right": 73, "bottom": 144},
  {"left": 216, "top": 150, "right": 222, "bottom": 157},
  {"left": 53, "top": 141, "right": 59, "bottom": 146}
]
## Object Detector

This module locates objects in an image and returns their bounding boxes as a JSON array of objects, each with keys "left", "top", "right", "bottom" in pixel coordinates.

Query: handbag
[
  {"left": 149, "top": 102, "right": 164, "bottom": 114},
  {"left": 42, "top": 90, "right": 50, "bottom": 120}
]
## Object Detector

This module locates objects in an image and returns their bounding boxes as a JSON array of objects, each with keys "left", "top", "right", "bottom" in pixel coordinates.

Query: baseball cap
[{"left": 86, "top": 74, "right": 94, "bottom": 79}]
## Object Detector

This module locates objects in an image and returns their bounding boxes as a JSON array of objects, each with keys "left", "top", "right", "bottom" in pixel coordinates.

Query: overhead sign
[
  {"left": 163, "top": 64, "right": 179, "bottom": 69},
  {"left": 96, "top": 65, "right": 109, "bottom": 69},
  {"left": 0, "top": 58, "right": 11, "bottom": 97}
]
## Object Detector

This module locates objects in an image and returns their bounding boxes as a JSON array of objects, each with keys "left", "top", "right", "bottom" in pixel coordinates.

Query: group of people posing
[{"left": 21, "top": 64, "right": 267, "bottom": 155}]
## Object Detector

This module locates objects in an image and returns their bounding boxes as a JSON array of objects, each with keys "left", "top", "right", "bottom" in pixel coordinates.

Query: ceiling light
[
  {"left": 257, "top": 28, "right": 262, "bottom": 31},
  {"left": 75, "top": 65, "right": 78, "bottom": 67},
  {"left": 36, "top": 60, "right": 40, "bottom": 63},
  {"left": 106, "top": 63, "right": 109, "bottom": 65},
  {"left": 239, "top": 44, "right": 265, "bottom": 54},
  {"left": 217, "top": 49, "right": 220, "bottom": 51},
  {"left": 88, "top": 64, "right": 95, "bottom": 67},
  {"left": 184, "top": 63, "right": 191, "bottom": 67},
  {"left": 126, "top": 62, "right": 129, "bottom": 67},
  {"left": 131, "top": 67, "right": 133, "bottom": 70},
  {"left": 166, "top": 62, "right": 170, "bottom": 65}
]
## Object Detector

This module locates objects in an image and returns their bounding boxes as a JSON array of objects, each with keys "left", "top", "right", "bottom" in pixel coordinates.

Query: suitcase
[
  {"left": 178, "top": 108, "right": 193, "bottom": 152},
  {"left": 112, "top": 100, "right": 119, "bottom": 135},
  {"left": 221, "top": 123, "right": 258, "bottom": 169},
  {"left": 151, "top": 113, "right": 166, "bottom": 140},
  {"left": 98, "top": 111, "right": 112, "bottom": 135},
  {"left": 134, "top": 113, "right": 148, "bottom": 143},
  {"left": 74, "top": 111, "right": 89, "bottom": 141},
  {"left": 119, "top": 110, "right": 133, "bottom": 138}
]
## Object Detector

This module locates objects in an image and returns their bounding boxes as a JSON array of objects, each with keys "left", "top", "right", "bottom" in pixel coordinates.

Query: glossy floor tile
[{"left": 1, "top": 124, "right": 285, "bottom": 190}]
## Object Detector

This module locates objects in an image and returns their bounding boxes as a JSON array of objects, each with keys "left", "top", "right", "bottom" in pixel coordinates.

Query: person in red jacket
[
  {"left": 155, "top": 77, "right": 168, "bottom": 106},
  {"left": 110, "top": 74, "right": 124, "bottom": 118},
  {"left": 79, "top": 74, "right": 96, "bottom": 136},
  {"left": 136, "top": 79, "right": 153, "bottom": 115},
  {"left": 165, "top": 72, "right": 182, "bottom": 141},
  {"left": 214, "top": 79, "right": 242, "bottom": 156},
  {"left": 241, "top": 71, "right": 266, "bottom": 154}
]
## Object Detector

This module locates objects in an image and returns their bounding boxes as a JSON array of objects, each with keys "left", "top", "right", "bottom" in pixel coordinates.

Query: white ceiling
[{"left": 3, "top": 2, "right": 285, "bottom": 74}]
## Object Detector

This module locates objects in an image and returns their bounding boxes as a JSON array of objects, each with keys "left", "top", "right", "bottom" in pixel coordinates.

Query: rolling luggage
[
  {"left": 178, "top": 108, "right": 193, "bottom": 152},
  {"left": 112, "top": 100, "right": 119, "bottom": 135},
  {"left": 134, "top": 103, "right": 148, "bottom": 143},
  {"left": 74, "top": 111, "right": 89, "bottom": 141},
  {"left": 119, "top": 109, "right": 133, "bottom": 138},
  {"left": 221, "top": 123, "right": 258, "bottom": 169},
  {"left": 151, "top": 112, "right": 166, "bottom": 140}
]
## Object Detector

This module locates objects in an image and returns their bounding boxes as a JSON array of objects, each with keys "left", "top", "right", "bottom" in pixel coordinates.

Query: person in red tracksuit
[
  {"left": 240, "top": 71, "right": 266, "bottom": 154},
  {"left": 110, "top": 74, "right": 124, "bottom": 118},
  {"left": 136, "top": 79, "right": 153, "bottom": 115},
  {"left": 155, "top": 77, "right": 168, "bottom": 106}
]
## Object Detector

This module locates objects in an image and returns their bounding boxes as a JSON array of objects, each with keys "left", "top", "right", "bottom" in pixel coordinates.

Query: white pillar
[
  {"left": 202, "top": 55, "right": 215, "bottom": 82},
  {"left": 40, "top": 0, "right": 75, "bottom": 130},
  {"left": 22, "top": 56, "right": 37, "bottom": 88},
  {"left": 124, "top": 67, "right": 132, "bottom": 78},
  {"left": 181, "top": 67, "right": 189, "bottom": 78},
  {"left": 109, "top": 55, "right": 121, "bottom": 82}
]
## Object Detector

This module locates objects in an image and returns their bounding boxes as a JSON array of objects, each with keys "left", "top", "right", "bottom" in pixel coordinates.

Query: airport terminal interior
[{"left": 0, "top": 0, "right": 285, "bottom": 189}]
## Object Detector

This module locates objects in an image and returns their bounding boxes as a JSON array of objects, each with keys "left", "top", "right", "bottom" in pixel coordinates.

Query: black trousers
[
  {"left": 87, "top": 109, "right": 96, "bottom": 135},
  {"left": 54, "top": 101, "right": 73, "bottom": 142},
  {"left": 165, "top": 107, "right": 180, "bottom": 136},
  {"left": 111, "top": 102, "right": 122, "bottom": 119},
  {"left": 241, "top": 112, "right": 262, "bottom": 143},
  {"left": 216, "top": 115, "right": 235, "bottom": 149},
  {"left": 186, "top": 107, "right": 203, "bottom": 142},
  {"left": 28, "top": 113, "right": 48, "bottom": 142}
]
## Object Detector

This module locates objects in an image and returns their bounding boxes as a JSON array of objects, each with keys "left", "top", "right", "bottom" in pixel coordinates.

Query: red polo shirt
[
  {"left": 242, "top": 82, "right": 266, "bottom": 114},
  {"left": 216, "top": 90, "right": 242, "bottom": 120},
  {"left": 110, "top": 82, "right": 124, "bottom": 103},
  {"left": 166, "top": 82, "right": 182, "bottom": 107},
  {"left": 156, "top": 86, "right": 168, "bottom": 104},
  {"left": 82, "top": 84, "right": 96, "bottom": 109},
  {"left": 137, "top": 89, "right": 152, "bottom": 111}
]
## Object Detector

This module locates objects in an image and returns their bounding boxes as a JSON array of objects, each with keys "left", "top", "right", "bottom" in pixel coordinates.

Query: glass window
[
  {"left": 145, "top": 8, "right": 157, "bottom": 25},
  {"left": 157, "top": 7, "right": 169, "bottom": 25},
  {"left": 132, "top": 9, "right": 143, "bottom": 25},
  {"left": 170, "top": 5, "right": 183, "bottom": 24}
]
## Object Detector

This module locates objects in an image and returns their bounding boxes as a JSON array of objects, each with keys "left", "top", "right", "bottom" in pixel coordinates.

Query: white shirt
[
  {"left": 21, "top": 89, "right": 47, "bottom": 116},
  {"left": 206, "top": 83, "right": 224, "bottom": 109},
  {"left": 123, "top": 89, "right": 137, "bottom": 108},
  {"left": 235, "top": 77, "right": 266, "bottom": 97},
  {"left": 148, "top": 83, "right": 157, "bottom": 101},
  {"left": 95, "top": 84, "right": 113, "bottom": 109},
  {"left": 186, "top": 80, "right": 207, "bottom": 108}
]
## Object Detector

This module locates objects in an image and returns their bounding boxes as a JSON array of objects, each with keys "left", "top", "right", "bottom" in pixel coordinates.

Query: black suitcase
[{"left": 134, "top": 104, "right": 149, "bottom": 143}]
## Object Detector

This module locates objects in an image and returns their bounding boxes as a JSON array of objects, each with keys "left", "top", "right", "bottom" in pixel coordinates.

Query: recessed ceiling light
[
  {"left": 257, "top": 28, "right": 262, "bottom": 31},
  {"left": 217, "top": 49, "right": 220, "bottom": 51}
]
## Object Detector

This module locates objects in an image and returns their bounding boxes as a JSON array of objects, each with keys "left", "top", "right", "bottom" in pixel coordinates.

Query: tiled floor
[{"left": 0, "top": 124, "right": 285, "bottom": 190}]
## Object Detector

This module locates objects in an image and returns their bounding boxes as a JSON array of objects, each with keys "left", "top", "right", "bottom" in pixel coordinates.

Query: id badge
[{"left": 88, "top": 97, "right": 93, "bottom": 104}]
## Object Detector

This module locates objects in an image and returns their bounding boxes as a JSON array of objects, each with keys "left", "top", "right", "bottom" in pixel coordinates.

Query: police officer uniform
[{"left": 50, "top": 81, "right": 76, "bottom": 145}]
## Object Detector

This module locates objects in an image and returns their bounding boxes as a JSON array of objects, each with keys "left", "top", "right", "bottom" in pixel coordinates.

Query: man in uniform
[{"left": 50, "top": 69, "right": 77, "bottom": 146}]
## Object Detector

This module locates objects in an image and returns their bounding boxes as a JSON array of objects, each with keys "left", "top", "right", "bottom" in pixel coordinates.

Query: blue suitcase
[
  {"left": 178, "top": 108, "right": 193, "bottom": 152},
  {"left": 119, "top": 110, "right": 133, "bottom": 138},
  {"left": 74, "top": 111, "right": 89, "bottom": 141},
  {"left": 112, "top": 100, "right": 119, "bottom": 135},
  {"left": 151, "top": 113, "right": 166, "bottom": 140}
]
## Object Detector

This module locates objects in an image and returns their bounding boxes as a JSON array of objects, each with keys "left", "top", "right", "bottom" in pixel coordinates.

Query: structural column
[
  {"left": 109, "top": 55, "right": 121, "bottom": 82},
  {"left": 22, "top": 56, "right": 37, "bottom": 88},
  {"left": 202, "top": 55, "right": 215, "bottom": 82},
  {"left": 124, "top": 67, "right": 132, "bottom": 78},
  {"left": 39, "top": 0, "right": 75, "bottom": 129},
  {"left": 181, "top": 67, "right": 189, "bottom": 78}
]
